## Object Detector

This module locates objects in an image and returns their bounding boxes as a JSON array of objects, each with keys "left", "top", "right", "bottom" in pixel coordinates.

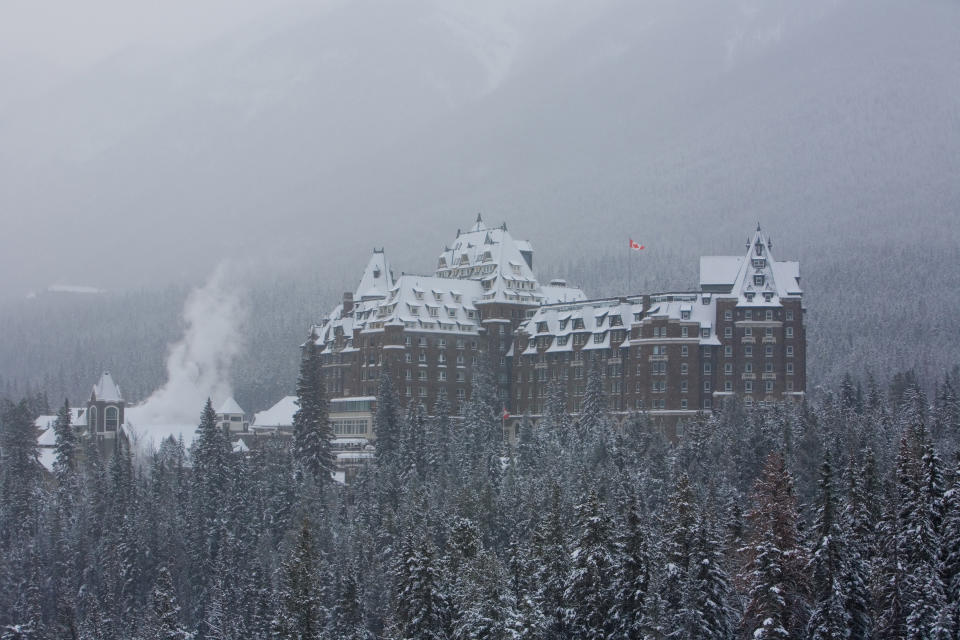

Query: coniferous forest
[{"left": 2, "top": 359, "right": 960, "bottom": 639}]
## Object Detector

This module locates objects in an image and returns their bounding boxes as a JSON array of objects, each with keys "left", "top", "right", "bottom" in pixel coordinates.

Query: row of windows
[
  {"left": 333, "top": 418, "right": 370, "bottom": 436},
  {"left": 403, "top": 369, "right": 468, "bottom": 382},
  {"left": 723, "top": 308, "right": 796, "bottom": 322}
]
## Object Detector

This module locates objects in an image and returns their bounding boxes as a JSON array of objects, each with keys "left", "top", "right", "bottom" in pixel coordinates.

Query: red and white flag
[
  {"left": 629, "top": 238, "right": 645, "bottom": 251},
  {"left": 502, "top": 409, "right": 511, "bottom": 420}
]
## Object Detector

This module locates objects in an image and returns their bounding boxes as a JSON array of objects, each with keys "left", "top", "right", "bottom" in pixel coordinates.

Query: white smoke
[{"left": 131, "top": 263, "right": 246, "bottom": 426}]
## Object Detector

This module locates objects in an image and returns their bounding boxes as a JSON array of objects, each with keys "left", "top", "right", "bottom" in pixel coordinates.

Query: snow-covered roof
[
  {"left": 37, "top": 427, "right": 57, "bottom": 447},
  {"left": 699, "top": 256, "right": 742, "bottom": 289},
  {"left": 516, "top": 298, "right": 641, "bottom": 348},
  {"left": 34, "top": 407, "right": 87, "bottom": 430},
  {"left": 217, "top": 397, "right": 244, "bottom": 416},
  {"left": 92, "top": 371, "right": 123, "bottom": 403},
  {"left": 354, "top": 250, "right": 393, "bottom": 300},
  {"left": 699, "top": 226, "right": 801, "bottom": 306},
  {"left": 643, "top": 293, "right": 720, "bottom": 345},
  {"left": 253, "top": 395, "right": 298, "bottom": 428}
]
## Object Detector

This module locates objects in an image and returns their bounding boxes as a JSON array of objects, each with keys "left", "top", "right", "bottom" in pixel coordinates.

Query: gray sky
[{"left": 1, "top": 0, "right": 957, "bottom": 297}]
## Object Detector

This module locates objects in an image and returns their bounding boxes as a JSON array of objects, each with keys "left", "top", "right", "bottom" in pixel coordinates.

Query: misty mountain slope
[{"left": 0, "top": 0, "right": 958, "bottom": 407}]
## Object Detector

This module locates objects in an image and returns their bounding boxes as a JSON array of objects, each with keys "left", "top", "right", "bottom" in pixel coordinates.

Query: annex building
[{"left": 310, "top": 217, "right": 805, "bottom": 434}]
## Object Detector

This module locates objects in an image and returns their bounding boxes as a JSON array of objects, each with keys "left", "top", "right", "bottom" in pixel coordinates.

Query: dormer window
[
  {"left": 755, "top": 241, "right": 763, "bottom": 256},
  {"left": 753, "top": 275, "right": 765, "bottom": 286},
  {"left": 752, "top": 258, "right": 765, "bottom": 268},
  {"left": 763, "top": 292, "right": 773, "bottom": 302},
  {"left": 746, "top": 292, "right": 755, "bottom": 301},
  {"left": 460, "top": 254, "right": 469, "bottom": 265},
  {"left": 681, "top": 310, "right": 691, "bottom": 320},
  {"left": 573, "top": 318, "right": 585, "bottom": 330},
  {"left": 559, "top": 319, "right": 568, "bottom": 330}
]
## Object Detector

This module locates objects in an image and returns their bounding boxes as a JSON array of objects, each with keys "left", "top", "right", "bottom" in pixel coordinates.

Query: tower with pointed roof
[{"left": 87, "top": 371, "right": 125, "bottom": 436}]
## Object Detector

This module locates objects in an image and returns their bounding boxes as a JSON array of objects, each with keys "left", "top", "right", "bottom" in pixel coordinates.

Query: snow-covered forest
[{"left": 2, "top": 358, "right": 959, "bottom": 638}]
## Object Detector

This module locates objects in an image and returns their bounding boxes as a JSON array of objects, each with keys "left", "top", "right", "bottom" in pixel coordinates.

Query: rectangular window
[
  {"left": 745, "top": 381, "right": 753, "bottom": 393},
  {"left": 765, "top": 381, "right": 774, "bottom": 392},
  {"left": 786, "top": 346, "right": 794, "bottom": 357},
  {"left": 745, "top": 363, "right": 753, "bottom": 373},
  {"left": 725, "top": 345, "right": 733, "bottom": 357},
  {"left": 701, "top": 328, "right": 710, "bottom": 338},
  {"left": 724, "top": 310, "right": 732, "bottom": 321},
  {"left": 787, "top": 363, "right": 794, "bottom": 374},
  {"left": 704, "top": 380, "right": 711, "bottom": 392},
  {"left": 765, "top": 362, "right": 774, "bottom": 373},
  {"left": 725, "top": 363, "right": 732, "bottom": 375},
  {"left": 704, "top": 363, "right": 712, "bottom": 374},
  {"left": 681, "top": 399, "right": 688, "bottom": 410},
  {"left": 766, "top": 310, "right": 773, "bottom": 321},
  {"left": 786, "top": 327, "right": 794, "bottom": 338},
  {"left": 681, "top": 327, "right": 689, "bottom": 338},
  {"left": 765, "top": 327, "right": 773, "bottom": 337},
  {"left": 681, "top": 345, "right": 689, "bottom": 357},
  {"left": 787, "top": 381, "right": 794, "bottom": 391},
  {"left": 724, "top": 326, "right": 732, "bottom": 338},
  {"left": 745, "top": 346, "right": 753, "bottom": 357},
  {"left": 724, "top": 380, "right": 733, "bottom": 392},
  {"left": 745, "top": 310, "right": 752, "bottom": 320},
  {"left": 704, "top": 398, "right": 712, "bottom": 409},
  {"left": 744, "top": 327, "right": 753, "bottom": 337},
  {"left": 681, "top": 380, "right": 688, "bottom": 393},
  {"left": 680, "top": 363, "right": 688, "bottom": 375},
  {"left": 786, "top": 310, "right": 794, "bottom": 321}
]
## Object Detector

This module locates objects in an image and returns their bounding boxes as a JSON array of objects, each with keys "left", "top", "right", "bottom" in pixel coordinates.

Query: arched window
[
  {"left": 88, "top": 406, "right": 98, "bottom": 431},
  {"left": 105, "top": 406, "right": 119, "bottom": 431}
]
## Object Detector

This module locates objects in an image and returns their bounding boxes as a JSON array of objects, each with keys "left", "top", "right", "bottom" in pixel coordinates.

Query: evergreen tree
[
  {"left": 610, "top": 495, "right": 651, "bottom": 639},
  {"left": 681, "top": 513, "right": 735, "bottom": 640},
  {"left": 52, "top": 398, "right": 77, "bottom": 481},
  {"left": 393, "top": 530, "right": 449, "bottom": 640},
  {"left": 374, "top": 370, "right": 403, "bottom": 466},
  {"left": 0, "top": 400, "right": 41, "bottom": 543},
  {"left": 563, "top": 490, "right": 615, "bottom": 640},
  {"left": 806, "top": 455, "right": 851, "bottom": 640},
  {"left": 740, "top": 452, "right": 810, "bottom": 640},
  {"left": 274, "top": 520, "right": 324, "bottom": 640},
  {"left": 150, "top": 566, "right": 190, "bottom": 640},
  {"left": 292, "top": 335, "right": 333, "bottom": 482}
]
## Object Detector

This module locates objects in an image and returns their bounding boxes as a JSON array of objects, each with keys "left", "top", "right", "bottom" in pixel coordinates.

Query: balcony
[
  {"left": 741, "top": 373, "right": 756, "bottom": 381},
  {"left": 741, "top": 337, "right": 756, "bottom": 344},
  {"left": 762, "top": 373, "right": 777, "bottom": 381},
  {"left": 649, "top": 355, "right": 668, "bottom": 362},
  {"left": 762, "top": 336, "right": 777, "bottom": 344}
]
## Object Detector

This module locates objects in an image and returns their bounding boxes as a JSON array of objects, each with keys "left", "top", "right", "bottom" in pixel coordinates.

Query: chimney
[{"left": 343, "top": 292, "right": 354, "bottom": 315}]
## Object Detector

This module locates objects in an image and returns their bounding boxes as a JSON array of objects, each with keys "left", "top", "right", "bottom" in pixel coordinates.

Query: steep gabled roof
[
  {"left": 217, "top": 397, "right": 244, "bottom": 415},
  {"left": 354, "top": 249, "right": 393, "bottom": 301},
  {"left": 92, "top": 371, "right": 123, "bottom": 403}
]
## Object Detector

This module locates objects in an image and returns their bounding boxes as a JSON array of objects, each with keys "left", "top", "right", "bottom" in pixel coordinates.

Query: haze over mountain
[{"left": 2, "top": 0, "right": 957, "bottom": 296}]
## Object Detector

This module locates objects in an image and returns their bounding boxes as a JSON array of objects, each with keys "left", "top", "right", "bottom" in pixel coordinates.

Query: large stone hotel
[{"left": 310, "top": 216, "right": 805, "bottom": 433}]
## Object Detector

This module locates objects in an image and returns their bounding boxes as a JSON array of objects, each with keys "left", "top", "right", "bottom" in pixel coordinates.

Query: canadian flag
[
  {"left": 502, "top": 409, "right": 511, "bottom": 420},
  {"left": 629, "top": 238, "right": 645, "bottom": 251}
]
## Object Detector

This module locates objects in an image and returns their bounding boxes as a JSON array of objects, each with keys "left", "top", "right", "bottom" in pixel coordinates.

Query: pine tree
[
  {"left": 577, "top": 365, "right": 606, "bottom": 440},
  {"left": 374, "top": 370, "right": 403, "bottom": 466},
  {"left": 806, "top": 455, "right": 851, "bottom": 640},
  {"left": 393, "top": 530, "right": 449, "bottom": 640},
  {"left": 563, "top": 490, "right": 615, "bottom": 640},
  {"left": 275, "top": 520, "right": 323, "bottom": 640},
  {"left": 292, "top": 335, "right": 333, "bottom": 482},
  {"left": 52, "top": 398, "right": 77, "bottom": 481},
  {"left": 610, "top": 495, "right": 651, "bottom": 638},
  {"left": 740, "top": 452, "right": 810, "bottom": 640},
  {"left": 0, "top": 400, "right": 41, "bottom": 543},
  {"left": 150, "top": 566, "right": 190, "bottom": 640},
  {"left": 941, "top": 452, "right": 960, "bottom": 640},
  {"left": 681, "top": 513, "right": 735, "bottom": 640}
]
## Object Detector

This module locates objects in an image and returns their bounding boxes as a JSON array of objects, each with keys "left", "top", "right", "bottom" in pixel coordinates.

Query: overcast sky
[{"left": 1, "top": 0, "right": 957, "bottom": 297}]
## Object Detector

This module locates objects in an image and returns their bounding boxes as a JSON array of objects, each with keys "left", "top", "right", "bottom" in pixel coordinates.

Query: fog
[{"left": 1, "top": 0, "right": 956, "bottom": 297}]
